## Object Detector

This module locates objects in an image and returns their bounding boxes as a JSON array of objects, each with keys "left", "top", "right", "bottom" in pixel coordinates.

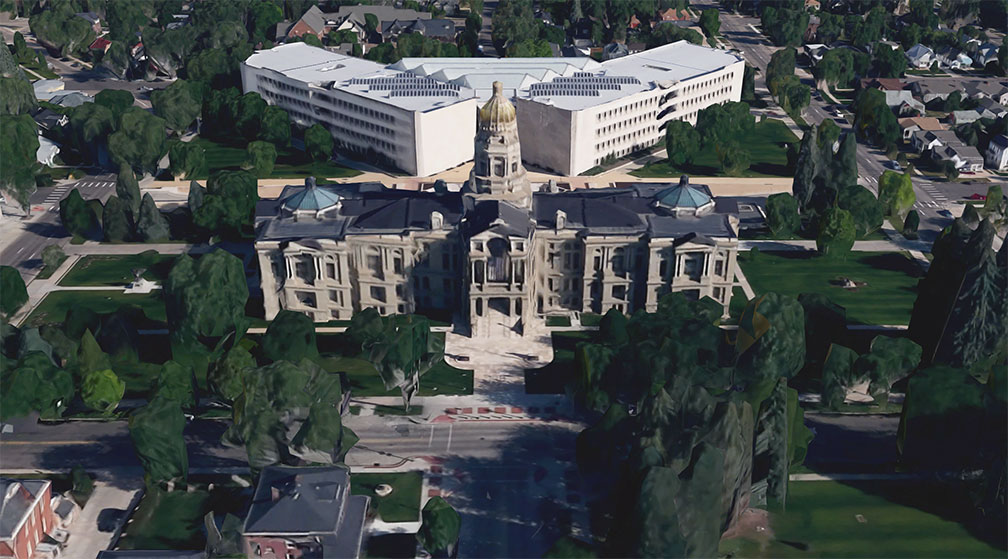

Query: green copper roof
[
  {"left": 282, "top": 180, "right": 342, "bottom": 212},
  {"left": 654, "top": 177, "right": 711, "bottom": 209}
]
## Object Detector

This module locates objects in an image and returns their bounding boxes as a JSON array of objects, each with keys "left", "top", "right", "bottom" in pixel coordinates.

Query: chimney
[
  {"left": 555, "top": 210, "right": 567, "bottom": 231},
  {"left": 431, "top": 211, "right": 444, "bottom": 229}
]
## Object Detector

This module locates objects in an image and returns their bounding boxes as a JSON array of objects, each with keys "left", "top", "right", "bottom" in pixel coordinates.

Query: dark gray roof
[
  {"left": 991, "top": 134, "right": 1008, "bottom": 148},
  {"left": 244, "top": 465, "right": 368, "bottom": 549},
  {"left": 298, "top": 5, "right": 328, "bottom": 33},
  {"left": 382, "top": 19, "right": 455, "bottom": 39},
  {"left": 1, "top": 479, "right": 48, "bottom": 538},
  {"left": 463, "top": 199, "right": 533, "bottom": 237}
]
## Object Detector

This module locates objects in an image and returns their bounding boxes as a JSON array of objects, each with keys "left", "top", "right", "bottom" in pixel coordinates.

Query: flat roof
[
  {"left": 244, "top": 43, "right": 477, "bottom": 112},
  {"left": 245, "top": 41, "right": 741, "bottom": 113}
]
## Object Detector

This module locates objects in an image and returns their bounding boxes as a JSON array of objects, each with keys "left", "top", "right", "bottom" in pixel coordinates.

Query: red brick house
[
  {"left": 0, "top": 480, "right": 56, "bottom": 559},
  {"left": 628, "top": 14, "right": 641, "bottom": 29},
  {"left": 656, "top": 8, "right": 691, "bottom": 22}
]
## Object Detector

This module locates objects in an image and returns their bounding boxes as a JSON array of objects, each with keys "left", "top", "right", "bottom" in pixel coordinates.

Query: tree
[
  {"left": 417, "top": 497, "right": 461, "bottom": 558},
  {"left": 820, "top": 343, "right": 860, "bottom": 408},
  {"left": 143, "top": 25, "right": 196, "bottom": 79},
  {"left": 304, "top": 124, "right": 334, "bottom": 162},
  {"left": 95, "top": 89, "right": 135, "bottom": 122},
  {"left": 0, "top": 266, "right": 27, "bottom": 318},
  {"left": 262, "top": 310, "right": 319, "bottom": 363},
  {"left": 102, "top": 195, "right": 132, "bottom": 242},
  {"left": 760, "top": 5, "right": 808, "bottom": 47},
  {"left": 41, "top": 245, "right": 65, "bottom": 272},
  {"left": 151, "top": 79, "right": 202, "bottom": 133},
  {"left": 981, "top": 184, "right": 1004, "bottom": 219},
  {"left": 717, "top": 142, "right": 751, "bottom": 175},
  {"left": 852, "top": 336, "right": 922, "bottom": 403},
  {"left": 59, "top": 188, "right": 99, "bottom": 239},
  {"left": 68, "top": 102, "right": 115, "bottom": 160},
  {"left": 107, "top": 107, "right": 168, "bottom": 176},
  {"left": 766, "top": 193, "right": 800, "bottom": 237},
  {"left": 243, "top": 141, "right": 277, "bottom": 178},
  {"left": 492, "top": 0, "right": 538, "bottom": 52},
  {"left": 902, "top": 209, "right": 920, "bottom": 239},
  {"left": 877, "top": 170, "right": 916, "bottom": 219},
  {"left": 105, "top": 1, "right": 147, "bottom": 42},
  {"left": 258, "top": 106, "right": 291, "bottom": 147},
  {"left": 741, "top": 65, "right": 756, "bottom": 102},
  {"left": 695, "top": 101, "right": 755, "bottom": 148},
  {"left": 815, "top": 48, "right": 855, "bottom": 89},
  {"left": 192, "top": 171, "right": 259, "bottom": 239},
  {"left": 249, "top": 0, "right": 283, "bottom": 43},
  {"left": 186, "top": 48, "right": 232, "bottom": 89},
  {"left": 0, "top": 113, "right": 39, "bottom": 211},
  {"left": 168, "top": 141, "right": 206, "bottom": 181},
  {"left": 116, "top": 165, "right": 142, "bottom": 221},
  {"left": 816, "top": 207, "right": 856, "bottom": 257},
  {"left": 1, "top": 352, "right": 73, "bottom": 421},
  {"left": 136, "top": 193, "right": 171, "bottom": 242},
  {"left": 766, "top": 48, "right": 796, "bottom": 97},
  {"left": 853, "top": 88, "right": 900, "bottom": 148},
  {"left": 0, "top": 76, "right": 38, "bottom": 115},
  {"left": 156, "top": 360, "right": 196, "bottom": 408},
  {"left": 209, "top": 345, "right": 256, "bottom": 403},
  {"left": 943, "top": 160, "right": 959, "bottom": 181},
  {"left": 837, "top": 184, "right": 884, "bottom": 238},
  {"left": 81, "top": 368, "right": 125, "bottom": 414},
  {"left": 777, "top": 75, "right": 810, "bottom": 114},
  {"left": 647, "top": 23, "right": 704, "bottom": 47},
  {"left": 223, "top": 359, "right": 356, "bottom": 469},
  {"left": 873, "top": 46, "right": 907, "bottom": 78},
  {"left": 235, "top": 92, "right": 267, "bottom": 141},
  {"left": 129, "top": 395, "right": 189, "bottom": 486},
  {"left": 164, "top": 249, "right": 249, "bottom": 342},
  {"left": 664, "top": 120, "right": 700, "bottom": 168},
  {"left": 29, "top": 8, "right": 95, "bottom": 57},
  {"left": 699, "top": 8, "right": 720, "bottom": 40}
]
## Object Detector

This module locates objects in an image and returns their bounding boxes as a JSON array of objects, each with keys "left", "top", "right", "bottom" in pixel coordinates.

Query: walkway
[
  {"left": 739, "top": 238, "right": 932, "bottom": 253},
  {"left": 62, "top": 476, "right": 144, "bottom": 559}
]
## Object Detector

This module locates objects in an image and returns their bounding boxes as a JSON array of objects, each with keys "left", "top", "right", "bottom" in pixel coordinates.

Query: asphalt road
[{"left": 0, "top": 174, "right": 116, "bottom": 281}]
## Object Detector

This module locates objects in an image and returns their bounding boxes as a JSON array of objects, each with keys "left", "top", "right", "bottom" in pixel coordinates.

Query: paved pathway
[
  {"left": 739, "top": 238, "right": 932, "bottom": 253},
  {"left": 62, "top": 477, "right": 144, "bottom": 559}
]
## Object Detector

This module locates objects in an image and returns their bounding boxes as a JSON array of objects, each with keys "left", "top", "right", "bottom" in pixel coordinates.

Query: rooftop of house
[
  {"left": 861, "top": 77, "right": 905, "bottom": 91},
  {"left": 243, "top": 465, "right": 369, "bottom": 556},
  {"left": 990, "top": 134, "right": 1008, "bottom": 149},
  {"left": 938, "top": 143, "right": 983, "bottom": 160},
  {"left": 898, "top": 116, "right": 944, "bottom": 130},
  {"left": 381, "top": 18, "right": 455, "bottom": 38},
  {"left": 1, "top": 479, "right": 49, "bottom": 539},
  {"left": 96, "top": 551, "right": 207, "bottom": 559},
  {"left": 257, "top": 178, "right": 738, "bottom": 243},
  {"left": 905, "top": 43, "right": 933, "bottom": 58}
]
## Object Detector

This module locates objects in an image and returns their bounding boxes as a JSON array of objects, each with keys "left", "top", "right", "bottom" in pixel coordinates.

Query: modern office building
[
  {"left": 255, "top": 83, "right": 739, "bottom": 336},
  {"left": 241, "top": 40, "right": 744, "bottom": 176}
]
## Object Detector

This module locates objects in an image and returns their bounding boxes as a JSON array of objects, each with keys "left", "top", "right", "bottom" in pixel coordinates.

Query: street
[{"left": 0, "top": 174, "right": 117, "bottom": 282}]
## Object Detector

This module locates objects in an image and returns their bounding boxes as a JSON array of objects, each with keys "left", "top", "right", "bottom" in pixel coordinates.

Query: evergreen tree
[
  {"left": 136, "top": 193, "right": 171, "bottom": 242},
  {"left": 116, "top": 165, "right": 142, "bottom": 220},
  {"left": 102, "top": 195, "right": 133, "bottom": 242}
]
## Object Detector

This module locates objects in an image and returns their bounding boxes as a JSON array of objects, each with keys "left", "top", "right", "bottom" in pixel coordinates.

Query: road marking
[
  {"left": 428, "top": 425, "right": 434, "bottom": 448},
  {"left": 446, "top": 423, "right": 453, "bottom": 453},
  {"left": 0, "top": 440, "right": 96, "bottom": 445},
  {"left": 16, "top": 247, "right": 24, "bottom": 254}
]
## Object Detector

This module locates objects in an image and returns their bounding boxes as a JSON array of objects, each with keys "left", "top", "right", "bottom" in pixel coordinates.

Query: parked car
[
  {"left": 938, "top": 209, "right": 954, "bottom": 218},
  {"left": 887, "top": 161, "right": 902, "bottom": 171}
]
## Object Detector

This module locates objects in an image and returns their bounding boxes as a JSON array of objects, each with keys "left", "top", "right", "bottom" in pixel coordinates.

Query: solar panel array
[
  {"left": 528, "top": 75, "right": 641, "bottom": 97},
  {"left": 349, "top": 74, "right": 461, "bottom": 97}
]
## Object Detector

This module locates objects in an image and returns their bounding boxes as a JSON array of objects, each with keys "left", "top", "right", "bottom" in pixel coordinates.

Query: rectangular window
[
  {"left": 394, "top": 256, "right": 403, "bottom": 275},
  {"left": 370, "top": 286, "right": 386, "bottom": 303},
  {"left": 326, "top": 263, "right": 336, "bottom": 279},
  {"left": 714, "top": 259, "right": 725, "bottom": 277},
  {"left": 593, "top": 255, "right": 602, "bottom": 271},
  {"left": 443, "top": 278, "right": 452, "bottom": 295},
  {"left": 613, "top": 285, "right": 626, "bottom": 300},
  {"left": 442, "top": 252, "right": 450, "bottom": 269},
  {"left": 329, "top": 290, "right": 340, "bottom": 302}
]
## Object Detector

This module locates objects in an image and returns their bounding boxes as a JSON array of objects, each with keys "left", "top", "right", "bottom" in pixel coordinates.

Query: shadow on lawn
[{"left": 859, "top": 253, "right": 925, "bottom": 277}]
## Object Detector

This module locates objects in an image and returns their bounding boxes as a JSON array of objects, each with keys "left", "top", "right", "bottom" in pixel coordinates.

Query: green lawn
[
  {"left": 738, "top": 251, "right": 922, "bottom": 325},
  {"left": 728, "top": 286, "right": 749, "bottom": 321},
  {"left": 59, "top": 253, "right": 179, "bottom": 287},
  {"left": 721, "top": 480, "right": 1004, "bottom": 558},
  {"left": 631, "top": 119, "right": 799, "bottom": 178},
  {"left": 525, "top": 331, "right": 593, "bottom": 394},
  {"left": 24, "top": 291, "right": 168, "bottom": 327},
  {"left": 192, "top": 137, "right": 361, "bottom": 180},
  {"left": 351, "top": 472, "right": 422, "bottom": 523},
  {"left": 546, "top": 315, "right": 572, "bottom": 327},
  {"left": 318, "top": 333, "right": 473, "bottom": 397},
  {"left": 117, "top": 486, "right": 246, "bottom": 551}
]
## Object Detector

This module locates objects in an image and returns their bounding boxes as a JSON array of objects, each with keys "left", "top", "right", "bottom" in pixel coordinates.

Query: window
[
  {"left": 493, "top": 158, "right": 504, "bottom": 176},
  {"left": 366, "top": 250, "right": 383, "bottom": 279},
  {"left": 442, "top": 252, "right": 450, "bottom": 269},
  {"left": 326, "top": 262, "right": 336, "bottom": 279},
  {"left": 659, "top": 255, "right": 669, "bottom": 277},
  {"left": 395, "top": 284, "right": 404, "bottom": 297},
  {"left": 394, "top": 256, "right": 403, "bottom": 275},
  {"left": 714, "top": 259, "right": 725, "bottom": 277},
  {"left": 683, "top": 289, "right": 700, "bottom": 301},
  {"left": 612, "top": 248, "right": 626, "bottom": 276},
  {"left": 487, "top": 238, "right": 510, "bottom": 283},
  {"left": 476, "top": 298, "right": 483, "bottom": 316},
  {"left": 295, "top": 255, "right": 315, "bottom": 284},
  {"left": 713, "top": 287, "right": 725, "bottom": 301},
  {"left": 613, "top": 285, "right": 626, "bottom": 300},
  {"left": 684, "top": 253, "right": 704, "bottom": 280},
  {"left": 296, "top": 291, "right": 317, "bottom": 308},
  {"left": 593, "top": 255, "right": 602, "bottom": 271},
  {"left": 370, "top": 286, "right": 387, "bottom": 303},
  {"left": 329, "top": 290, "right": 340, "bottom": 302},
  {"left": 512, "top": 162, "right": 518, "bottom": 172},
  {"left": 443, "top": 278, "right": 452, "bottom": 294}
]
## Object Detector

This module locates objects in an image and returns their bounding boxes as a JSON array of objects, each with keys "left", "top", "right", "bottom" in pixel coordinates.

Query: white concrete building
[{"left": 242, "top": 41, "right": 743, "bottom": 177}]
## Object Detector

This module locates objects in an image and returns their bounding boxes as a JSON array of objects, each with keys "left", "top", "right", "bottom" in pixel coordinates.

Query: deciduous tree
[
  {"left": 102, "top": 195, "right": 132, "bottom": 242},
  {"left": 59, "top": 188, "right": 99, "bottom": 239},
  {"left": 81, "top": 368, "right": 125, "bottom": 414},
  {"left": 766, "top": 193, "right": 800, "bottom": 237},
  {"left": 258, "top": 106, "right": 291, "bottom": 147},
  {"left": 304, "top": 123, "right": 334, "bottom": 162},
  {"left": 116, "top": 165, "right": 142, "bottom": 220},
  {"left": 243, "top": 141, "right": 277, "bottom": 178},
  {"left": 151, "top": 79, "right": 202, "bottom": 133},
  {"left": 168, "top": 141, "right": 206, "bottom": 181},
  {"left": 129, "top": 395, "right": 189, "bottom": 486},
  {"left": 0, "top": 266, "right": 27, "bottom": 318},
  {"left": 664, "top": 120, "right": 699, "bottom": 168},
  {"left": 816, "top": 207, "right": 856, "bottom": 257},
  {"left": 192, "top": 171, "right": 258, "bottom": 239},
  {"left": 107, "top": 108, "right": 168, "bottom": 176},
  {"left": 877, "top": 170, "right": 915, "bottom": 218},
  {"left": 417, "top": 497, "right": 461, "bottom": 557}
]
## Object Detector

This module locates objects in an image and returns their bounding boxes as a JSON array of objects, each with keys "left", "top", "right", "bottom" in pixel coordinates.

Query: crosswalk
[
  {"left": 859, "top": 175, "right": 878, "bottom": 185},
  {"left": 43, "top": 178, "right": 116, "bottom": 205}
]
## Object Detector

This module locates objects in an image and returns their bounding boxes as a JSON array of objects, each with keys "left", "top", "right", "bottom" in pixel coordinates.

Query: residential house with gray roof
[
  {"left": 985, "top": 134, "right": 1008, "bottom": 171},
  {"left": 242, "top": 466, "right": 369, "bottom": 559}
]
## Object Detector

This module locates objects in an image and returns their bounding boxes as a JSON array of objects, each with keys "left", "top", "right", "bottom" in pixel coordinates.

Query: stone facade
[{"left": 255, "top": 83, "right": 739, "bottom": 336}]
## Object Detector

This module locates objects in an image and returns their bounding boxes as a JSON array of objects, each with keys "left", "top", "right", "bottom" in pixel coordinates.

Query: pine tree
[
  {"left": 791, "top": 128, "right": 818, "bottom": 210},
  {"left": 116, "top": 164, "right": 142, "bottom": 220},
  {"left": 136, "top": 193, "right": 171, "bottom": 242}
]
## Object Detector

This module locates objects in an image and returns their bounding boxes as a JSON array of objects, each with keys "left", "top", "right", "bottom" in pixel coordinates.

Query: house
[
  {"left": 628, "top": 14, "right": 642, "bottom": 30},
  {"left": 242, "top": 465, "right": 369, "bottom": 559},
  {"left": 950, "top": 109, "right": 982, "bottom": 124},
  {"left": 883, "top": 90, "right": 924, "bottom": 115},
  {"left": 934, "top": 143, "right": 984, "bottom": 172},
  {"left": 909, "top": 80, "right": 959, "bottom": 103},
  {"left": 656, "top": 8, "right": 691, "bottom": 22},
  {"left": 36, "top": 135, "right": 60, "bottom": 167},
  {"left": 803, "top": 22, "right": 819, "bottom": 44},
  {"left": 89, "top": 35, "right": 112, "bottom": 54},
  {"left": 905, "top": 43, "right": 934, "bottom": 68},
  {"left": 332, "top": 5, "right": 431, "bottom": 41},
  {"left": 381, "top": 19, "right": 456, "bottom": 42},
  {"left": 935, "top": 46, "right": 972, "bottom": 69},
  {"left": 911, "top": 129, "right": 961, "bottom": 153},
  {"left": 32, "top": 79, "right": 64, "bottom": 99},
  {"left": 964, "top": 80, "right": 1008, "bottom": 105},
  {"left": 805, "top": 0, "right": 821, "bottom": 10},
  {"left": 601, "top": 42, "right": 630, "bottom": 60},
  {"left": 0, "top": 479, "right": 57, "bottom": 559},
  {"left": 75, "top": 11, "right": 102, "bottom": 34},
  {"left": 898, "top": 116, "right": 943, "bottom": 140},
  {"left": 975, "top": 97, "right": 1008, "bottom": 119},
  {"left": 804, "top": 43, "right": 829, "bottom": 64},
  {"left": 46, "top": 91, "right": 94, "bottom": 107},
  {"left": 974, "top": 43, "right": 1000, "bottom": 66},
  {"left": 860, "top": 77, "right": 906, "bottom": 91},
  {"left": 984, "top": 134, "right": 1008, "bottom": 171},
  {"left": 32, "top": 108, "right": 69, "bottom": 132}
]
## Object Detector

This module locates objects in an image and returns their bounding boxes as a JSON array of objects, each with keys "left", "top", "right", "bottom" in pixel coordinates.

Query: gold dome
[{"left": 478, "top": 81, "right": 516, "bottom": 124}]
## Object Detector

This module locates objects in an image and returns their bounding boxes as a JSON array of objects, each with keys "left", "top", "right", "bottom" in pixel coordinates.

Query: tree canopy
[
  {"left": 304, "top": 124, "right": 334, "bottom": 163},
  {"left": 664, "top": 120, "right": 700, "bottom": 168},
  {"left": 108, "top": 107, "right": 169, "bottom": 176},
  {"left": 0, "top": 266, "right": 27, "bottom": 318},
  {"left": 151, "top": 79, "right": 203, "bottom": 133},
  {"left": 129, "top": 395, "right": 189, "bottom": 486},
  {"left": 192, "top": 171, "right": 259, "bottom": 239}
]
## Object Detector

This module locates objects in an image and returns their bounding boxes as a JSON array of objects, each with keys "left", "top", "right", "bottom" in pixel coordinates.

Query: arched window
[{"left": 487, "top": 238, "right": 510, "bottom": 283}]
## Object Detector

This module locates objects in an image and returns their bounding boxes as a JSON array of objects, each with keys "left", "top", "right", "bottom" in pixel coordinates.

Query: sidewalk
[
  {"left": 739, "top": 238, "right": 932, "bottom": 253},
  {"left": 62, "top": 477, "right": 144, "bottom": 559}
]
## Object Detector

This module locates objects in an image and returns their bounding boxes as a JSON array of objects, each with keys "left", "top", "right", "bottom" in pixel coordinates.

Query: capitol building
[{"left": 255, "top": 83, "right": 740, "bottom": 337}]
